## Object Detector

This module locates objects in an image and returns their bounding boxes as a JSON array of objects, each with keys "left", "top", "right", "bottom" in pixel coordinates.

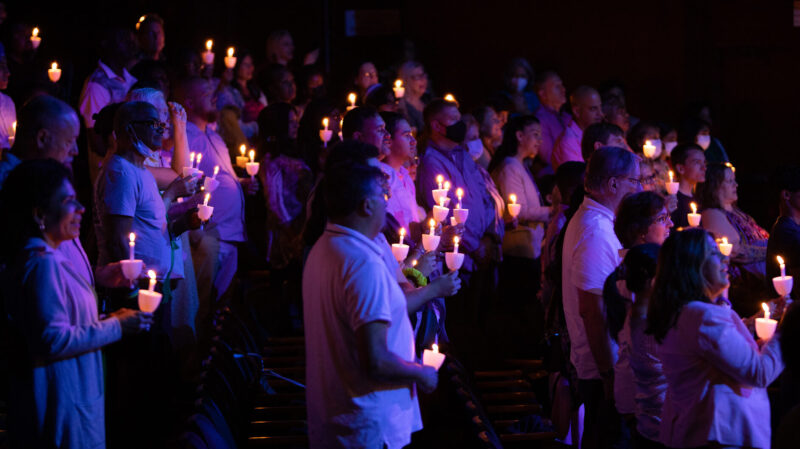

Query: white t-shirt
[
  {"left": 561, "top": 196, "right": 621, "bottom": 380},
  {"left": 303, "top": 223, "right": 422, "bottom": 449},
  {"left": 94, "top": 155, "right": 183, "bottom": 279}
]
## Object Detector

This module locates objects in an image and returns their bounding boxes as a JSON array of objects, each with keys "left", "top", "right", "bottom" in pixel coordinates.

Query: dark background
[{"left": 10, "top": 0, "right": 800, "bottom": 225}]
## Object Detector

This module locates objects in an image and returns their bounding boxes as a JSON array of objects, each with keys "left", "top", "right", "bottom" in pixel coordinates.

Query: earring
[{"left": 38, "top": 222, "right": 45, "bottom": 231}]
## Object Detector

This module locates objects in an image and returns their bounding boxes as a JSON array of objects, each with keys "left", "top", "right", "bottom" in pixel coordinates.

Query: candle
[
  {"left": 453, "top": 236, "right": 459, "bottom": 253},
  {"left": 8, "top": 120, "right": 15, "bottom": 147},
  {"left": 422, "top": 343, "right": 446, "bottom": 370},
  {"left": 429, "top": 218, "right": 435, "bottom": 236},
  {"left": 30, "top": 27, "right": 41, "bottom": 49},
  {"left": 236, "top": 144, "right": 248, "bottom": 168},
  {"left": 669, "top": 170, "right": 674, "bottom": 183},
  {"left": 189, "top": 152, "right": 196, "bottom": 168},
  {"left": 320, "top": 117, "right": 333, "bottom": 147},
  {"left": 393, "top": 79, "right": 405, "bottom": 99},
  {"left": 773, "top": 255, "right": 794, "bottom": 297},
  {"left": 687, "top": 202, "right": 701, "bottom": 227},
  {"left": 136, "top": 15, "right": 146, "bottom": 30},
  {"left": 755, "top": 302, "right": 778, "bottom": 340},
  {"left": 195, "top": 153, "right": 202, "bottom": 167},
  {"left": 224, "top": 47, "right": 237, "bottom": 69},
  {"left": 249, "top": 149, "right": 255, "bottom": 163},
  {"left": 129, "top": 232, "right": 136, "bottom": 260},
  {"left": 436, "top": 175, "right": 444, "bottom": 190},
  {"left": 508, "top": 193, "right": 521, "bottom": 218},
  {"left": 445, "top": 236, "right": 465, "bottom": 271},
  {"left": 717, "top": 237, "right": 732, "bottom": 257},
  {"left": 245, "top": 151, "right": 260, "bottom": 180},
  {"left": 203, "top": 39, "right": 215, "bottom": 65},
  {"left": 203, "top": 193, "right": 210, "bottom": 206},
  {"left": 444, "top": 181, "right": 451, "bottom": 191},
  {"left": 347, "top": 92, "right": 357, "bottom": 111},
  {"left": 778, "top": 255, "right": 786, "bottom": 278},
  {"left": 322, "top": 117, "right": 329, "bottom": 131},
  {"left": 666, "top": 170, "right": 679, "bottom": 195},
  {"left": 391, "top": 229, "right": 410, "bottom": 262},
  {"left": 643, "top": 140, "right": 656, "bottom": 159},
  {"left": 456, "top": 188, "right": 464, "bottom": 209},
  {"left": 422, "top": 218, "right": 441, "bottom": 252},
  {"left": 148, "top": 269, "right": 157, "bottom": 292},
  {"left": 48, "top": 62, "right": 61, "bottom": 83},
  {"left": 399, "top": 227, "right": 406, "bottom": 245},
  {"left": 212, "top": 165, "right": 220, "bottom": 179},
  {"left": 444, "top": 93, "right": 456, "bottom": 102}
]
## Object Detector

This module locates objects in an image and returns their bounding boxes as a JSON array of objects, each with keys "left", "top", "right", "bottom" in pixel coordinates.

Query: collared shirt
[
  {"left": 562, "top": 196, "right": 621, "bottom": 379},
  {"left": 0, "top": 92, "right": 16, "bottom": 149},
  {"left": 78, "top": 60, "right": 137, "bottom": 129},
  {"left": 658, "top": 301, "right": 782, "bottom": 448},
  {"left": 551, "top": 120, "right": 584, "bottom": 169},
  {"left": 382, "top": 163, "right": 421, "bottom": 230},
  {"left": 417, "top": 144, "right": 497, "bottom": 271},
  {"left": 303, "top": 223, "right": 421, "bottom": 449},
  {"left": 95, "top": 155, "right": 184, "bottom": 279},
  {"left": 535, "top": 105, "right": 567, "bottom": 167},
  {"left": 186, "top": 122, "right": 246, "bottom": 243}
]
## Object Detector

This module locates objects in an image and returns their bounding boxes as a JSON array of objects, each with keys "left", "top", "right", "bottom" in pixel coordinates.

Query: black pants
[{"left": 578, "top": 378, "right": 628, "bottom": 449}]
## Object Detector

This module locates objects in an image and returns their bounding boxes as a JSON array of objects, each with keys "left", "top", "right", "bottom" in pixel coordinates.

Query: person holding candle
[
  {"left": 767, "top": 165, "right": 800, "bottom": 300},
  {"left": 78, "top": 26, "right": 138, "bottom": 183},
  {"left": 0, "top": 159, "right": 152, "bottom": 449},
  {"left": 534, "top": 70, "right": 569, "bottom": 173},
  {"left": 296, "top": 99, "right": 342, "bottom": 176},
  {"left": 646, "top": 228, "right": 783, "bottom": 448},
  {"left": 551, "top": 85, "right": 603, "bottom": 169},
  {"left": 561, "top": 146, "right": 640, "bottom": 448},
  {"left": 668, "top": 143, "right": 706, "bottom": 228},
  {"left": 380, "top": 111, "right": 421, "bottom": 231},
  {"left": 698, "top": 163, "right": 769, "bottom": 315},
  {"left": 217, "top": 49, "right": 267, "bottom": 146},
  {"left": 303, "top": 160, "right": 436, "bottom": 448}
]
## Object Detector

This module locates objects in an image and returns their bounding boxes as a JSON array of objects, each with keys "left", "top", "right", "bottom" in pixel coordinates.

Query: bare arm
[
  {"left": 356, "top": 321, "right": 438, "bottom": 392},
  {"left": 578, "top": 288, "right": 614, "bottom": 374},
  {"left": 168, "top": 102, "right": 190, "bottom": 172}
]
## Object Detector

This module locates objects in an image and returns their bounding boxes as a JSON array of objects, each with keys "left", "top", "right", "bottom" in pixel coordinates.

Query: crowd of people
[{"left": 0, "top": 9, "right": 799, "bottom": 449}]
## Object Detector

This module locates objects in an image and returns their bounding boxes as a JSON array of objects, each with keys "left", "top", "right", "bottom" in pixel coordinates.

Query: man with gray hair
[
  {"left": 551, "top": 85, "right": 604, "bottom": 168},
  {"left": 561, "top": 146, "right": 640, "bottom": 448}
]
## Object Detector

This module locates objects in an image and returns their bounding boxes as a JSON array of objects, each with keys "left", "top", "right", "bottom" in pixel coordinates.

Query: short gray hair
[{"left": 584, "top": 146, "right": 638, "bottom": 194}]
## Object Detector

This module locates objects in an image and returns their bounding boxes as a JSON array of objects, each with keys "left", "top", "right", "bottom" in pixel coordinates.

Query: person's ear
[
  {"left": 32, "top": 207, "right": 46, "bottom": 231},
  {"left": 360, "top": 195, "right": 375, "bottom": 217},
  {"left": 782, "top": 189, "right": 792, "bottom": 201},
  {"left": 607, "top": 176, "right": 618, "bottom": 193},
  {"left": 35, "top": 128, "right": 50, "bottom": 150},
  {"left": 675, "top": 164, "right": 686, "bottom": 176},
  {"left": 352, "top": 130, "right": 362, "bottom": 142},
  {"left": 594, "top": 140, "right": 604, "bottom": 150},
  {"left": 515, "top": 130, "right": 524, "bottom": 145}
]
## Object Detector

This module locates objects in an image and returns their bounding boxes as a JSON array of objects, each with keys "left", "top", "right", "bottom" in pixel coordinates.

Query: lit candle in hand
[
  {"left": 195, "top": 153, "right": 202, "bottom": 167},
  {"left": 717, "top": 236, "right": 732, "bottom": 257},
  {"left": 30, "top": 27, "right": 41, "bottom": 49},
  {"left": 399, "top": 227, "right": 406, "bottom": 245},
  {"left": 666, "top": 170, "right": 679, "bottom": 195},
  {"left": 429, "top": 218, "right": 436, "bottom": 236},
  {"left": 212, "top": 165, "right": 220, "bottom": 179},
  {"left": 755, "top": 302, "right": 778, "bottom": 340},
  {"left": 236, "top": 144, "right": 248, "bottom": 168},
  {"left": 129, "top": 232, "right": 136, "bottom": 260},
  {"left": 224, "top": 47, "right": 237, "bottom": 69},
  {"left": 322, "top": 117, "right": 329, "bottom": 131},
  {"left": 249, "top": 149, "right": 255, "bottom": 163},
  {"left": 456, "top": 188, "right": 463, "bottom": 209},
  {"left": 48, "top": 62, "right": 61, "bottom": 83},
  {"left": 778, "top": 255, "right": 786, "bottom": 278},
  {"left": 148, "top": 269, "right": 157, "bottom": 292},
  {"left": 436, "top": 175, "right": 444, "bottom": 190},
  {"left": 203, "top": 39, "right": 215, "bottom": 65},
  {"left": 453, "top": 235, "right": 459, "bottom": 253},
  {"left": 203, "top": 193, "right": 211, "bottom": 206},
  {"left": 643, "top": 140, "right": 656, "bottom": 158},
  {"left": 444, "top": 93, "right": 456, "bottom": 102},
  {"left": 393, "top": 79, "right": 405, "bottom": 98},
  {"left": 508, "top": 194, "right": 521, "bottom": 218},
  {"left": 687, "top": 202, "right": 701, "bottom": 227},
  {"left": 422, "top": 343, "right": 446, "bottom": 370},
  {"left": 347, "top": 92, "right": 357, "bottom": 110}
]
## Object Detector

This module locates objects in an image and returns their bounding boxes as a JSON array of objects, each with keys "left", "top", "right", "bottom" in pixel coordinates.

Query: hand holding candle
[
  {"left": 320, "top": 117, "right": 333, "bottom": 146},
  {"left": 508, "top": 193, "right": 521, "bottom": 218},
  {"left": 687, "top": 202, "right": 701, "bottom": 227},
  {"left": 643, "top": 140, "right": 656, "bottom": 159},
  {"left": 347, "top": 92, "right": 357, "bottom": 111},
  {"left": 391, "top": 228, "right": 410, "bottom": 262},
  {"left": 755, "top": 302, "right": 778, "bottom": 340},
  {"left": 30, "top": 27, "right": 41, "bottom": 49},
  {"left": 422, "top": 343, "right": 446, "bottom": 370},
  {"left": 138, "top": 269, "right": 163, "bottom": 314},
  {"left": 393, "top": 79, "right": 405, "bottom": 99},
  {"left": 236, "top": 144, "right": 248, "bottom": 168},
  {"left": 773, "top": 255, "right": 794, "bottom": 297},
  {"left": 717, "top": 237, "right": 732, "bottom": 257},
  {"left": 203, "top": 39, "right": 215, "bottom": 65}
]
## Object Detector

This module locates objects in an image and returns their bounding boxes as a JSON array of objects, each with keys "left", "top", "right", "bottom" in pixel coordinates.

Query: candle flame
[
  {"left": 348, "top": 92, "right": 356, "bottom": 104},
  {"left": 438, "top": 195, "right": 446, "bottom": 207},
  {"left": 453, "top": 236, "right": 460, "bottom": 245},
  {"left": 721, "top": 236, "right": 728, "bottom": 245},
  {"left": 239, "top": 144, "right": 246, "bottom": 156},
  {"left": 129, "top": 232, "right": 136, "bottom": 243},
  {"left": 669, "top": 170, "right": 674, "bottom": 182},
  {"left": 412, "top": 259, "right": 417, "bottom": 267},
  {"left": 509, "top": 194, "right": 517, "bottom": 204},
  {"left": 148, "top": 269, "right": 157, "bottom": 281},
  {"left": 456, "top": 187, "right": 463, "bottom": 198},
  {"left": 139, "top": 15, "right": 146, "bottom": 23},
  {"left": 322, "top": 117, "right": 329, "bottom": 128},
  {"left": 444, "top": 93, "right": 455, "bottom": 102},
  {"left": 205, "top": 39, "right": 213, "bottom": 51},
  {"left": 204, "top": 193, "right": 211, "bottom": 205},
  {"left": 436, "top": 174, "right": 444, "bottom": 184},
  {"left": 189, "top": 152, "right": 195, "bottom": 163},
  {"left": 11, "top": 121, "right": 15, "bottom": 133},
  {"left": 399, "top": 227, "right": 406, "bottom": 237},
  {"left": 213, "top": 165, "right": 219, "bottom": 177},
  {"left": 432, "top": 343, "right": 439, "bottom": 353},
  {"left": 429, "top": 218, "right": 436, "bottom": 228},
  {"left": 444, "top": 181, "right": 451, "bottom": 191},
  {"left": 195, "top": 153, "right": 202, "bottom": 165},
  {"left": 249, "top": 149, "right": 255, "bottom": 161},
  {"left": 394, "top": 79, "right": 403, "bottom": 88},
  {"left": 51, "top": 62, "right": 58, "bottom": 70},
  {"left": 778, "top": 255, "right": 785, "bottom": 266},
  {"left": 227, "top": 47, "right": 234, "bottom": 57},
  {"left": 32, "top": 27, "right": 39, "bottom": 38},
  {"left": 762, "top": 302, "right": 770, "bottom": 319},
  {"left": 690, "top": 202, "right": 697, "bottom": 214}
]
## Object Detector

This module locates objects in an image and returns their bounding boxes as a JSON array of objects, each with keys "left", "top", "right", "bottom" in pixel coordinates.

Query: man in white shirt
[
  {"left": 303, "top": 159, "right": 437, "bottom": 448},
  {"left": 561, "top": 146, "right": 640, "bottom": 448},
  {"left": 78, "top": 27, "right": 138, "bottom": 182}
]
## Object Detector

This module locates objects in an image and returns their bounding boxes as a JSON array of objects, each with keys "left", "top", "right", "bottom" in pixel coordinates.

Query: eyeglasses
[
  {"left": 622, "top": 177, "right": 642, "bottom": 187},
  {"left": 652, "top": 213, "right": 670, "bottom": 225},
  {"left": 132, "top": 119, "right": 167, "bottom": 133},
  {"left": 641, "top": 174, "right": 657, "bottom": 186}
]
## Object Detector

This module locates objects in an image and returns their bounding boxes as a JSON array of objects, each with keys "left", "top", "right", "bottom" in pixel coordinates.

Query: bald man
[
  {"left": 174, "top": 77, "right": 250, "bottom": 337},
  {"left": 551, "top": 86, "right": 603, "bottom": 168}
]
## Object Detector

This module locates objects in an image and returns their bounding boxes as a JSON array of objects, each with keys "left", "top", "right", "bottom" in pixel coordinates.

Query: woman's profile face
[
  {"left": 643, "top": 207, "right": 673, "bottom": 245},
  {"left": 44, "top": 180, "right": 85, "bottom": 245},
  {"left": 701, "top": 234, "right": 729, "bottom": 297},
  {"left": 718, "top": 168, "right": 738, "bottom": 206}
]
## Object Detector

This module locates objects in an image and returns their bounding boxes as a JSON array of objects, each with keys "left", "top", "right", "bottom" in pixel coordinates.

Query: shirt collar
[
  {"left": 98, "top": 60, "right": 135, "bottom": 84},
  {"left": 582, "top": 196, "right": 616, "bottom": 221},
  {"left": 324, "top": 222, "right": 384, "bottom": 256}
]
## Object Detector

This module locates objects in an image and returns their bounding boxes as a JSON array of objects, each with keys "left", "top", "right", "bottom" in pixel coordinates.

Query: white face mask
[
  {"left": 511, "top": 77, "right": 528, "bottom": 93},
  {"left": 664, "top": 141, "right": 678, "bottom": 156},
  {"left": 466, "top": 138, "right": 485, "bottom": 160},
  {"left": 697, "top": 135, "right": 711, "bottom": 150},
  {"left": 649, "top": 139, "right": 663, "bottom": 159},
  {"left": 131, "top": 132, "right": 158, "bottom": 160}
]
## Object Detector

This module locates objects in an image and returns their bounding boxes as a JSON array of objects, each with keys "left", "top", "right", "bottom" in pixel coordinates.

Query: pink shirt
[
  {"left": 535, "top": 105, "right": 567, "bottom": 167},
  {"left": 551, "top": 120, "right": 584, "bottom": 169},
  {"left": 78, "top": 61, "right": 137, "bottom": 129}
]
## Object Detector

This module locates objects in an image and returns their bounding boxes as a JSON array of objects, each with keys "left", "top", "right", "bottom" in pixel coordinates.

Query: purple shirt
[
  {"left": 552, "top": 120, "right": 584, "bottom": 169},
  {"left": 417, "top": 144, "right": 496, "bottom": 271},
  {"left": 535, "top": 105, "right": 567, "bottom": 167},
  {"left": 186, "top": 122, "right": 246, "bottom": 242}
]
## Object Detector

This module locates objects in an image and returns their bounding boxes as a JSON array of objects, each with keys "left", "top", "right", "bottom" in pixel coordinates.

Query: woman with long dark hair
[{"left": 646, "top": 228, "right": 783, "bottom": 448}]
